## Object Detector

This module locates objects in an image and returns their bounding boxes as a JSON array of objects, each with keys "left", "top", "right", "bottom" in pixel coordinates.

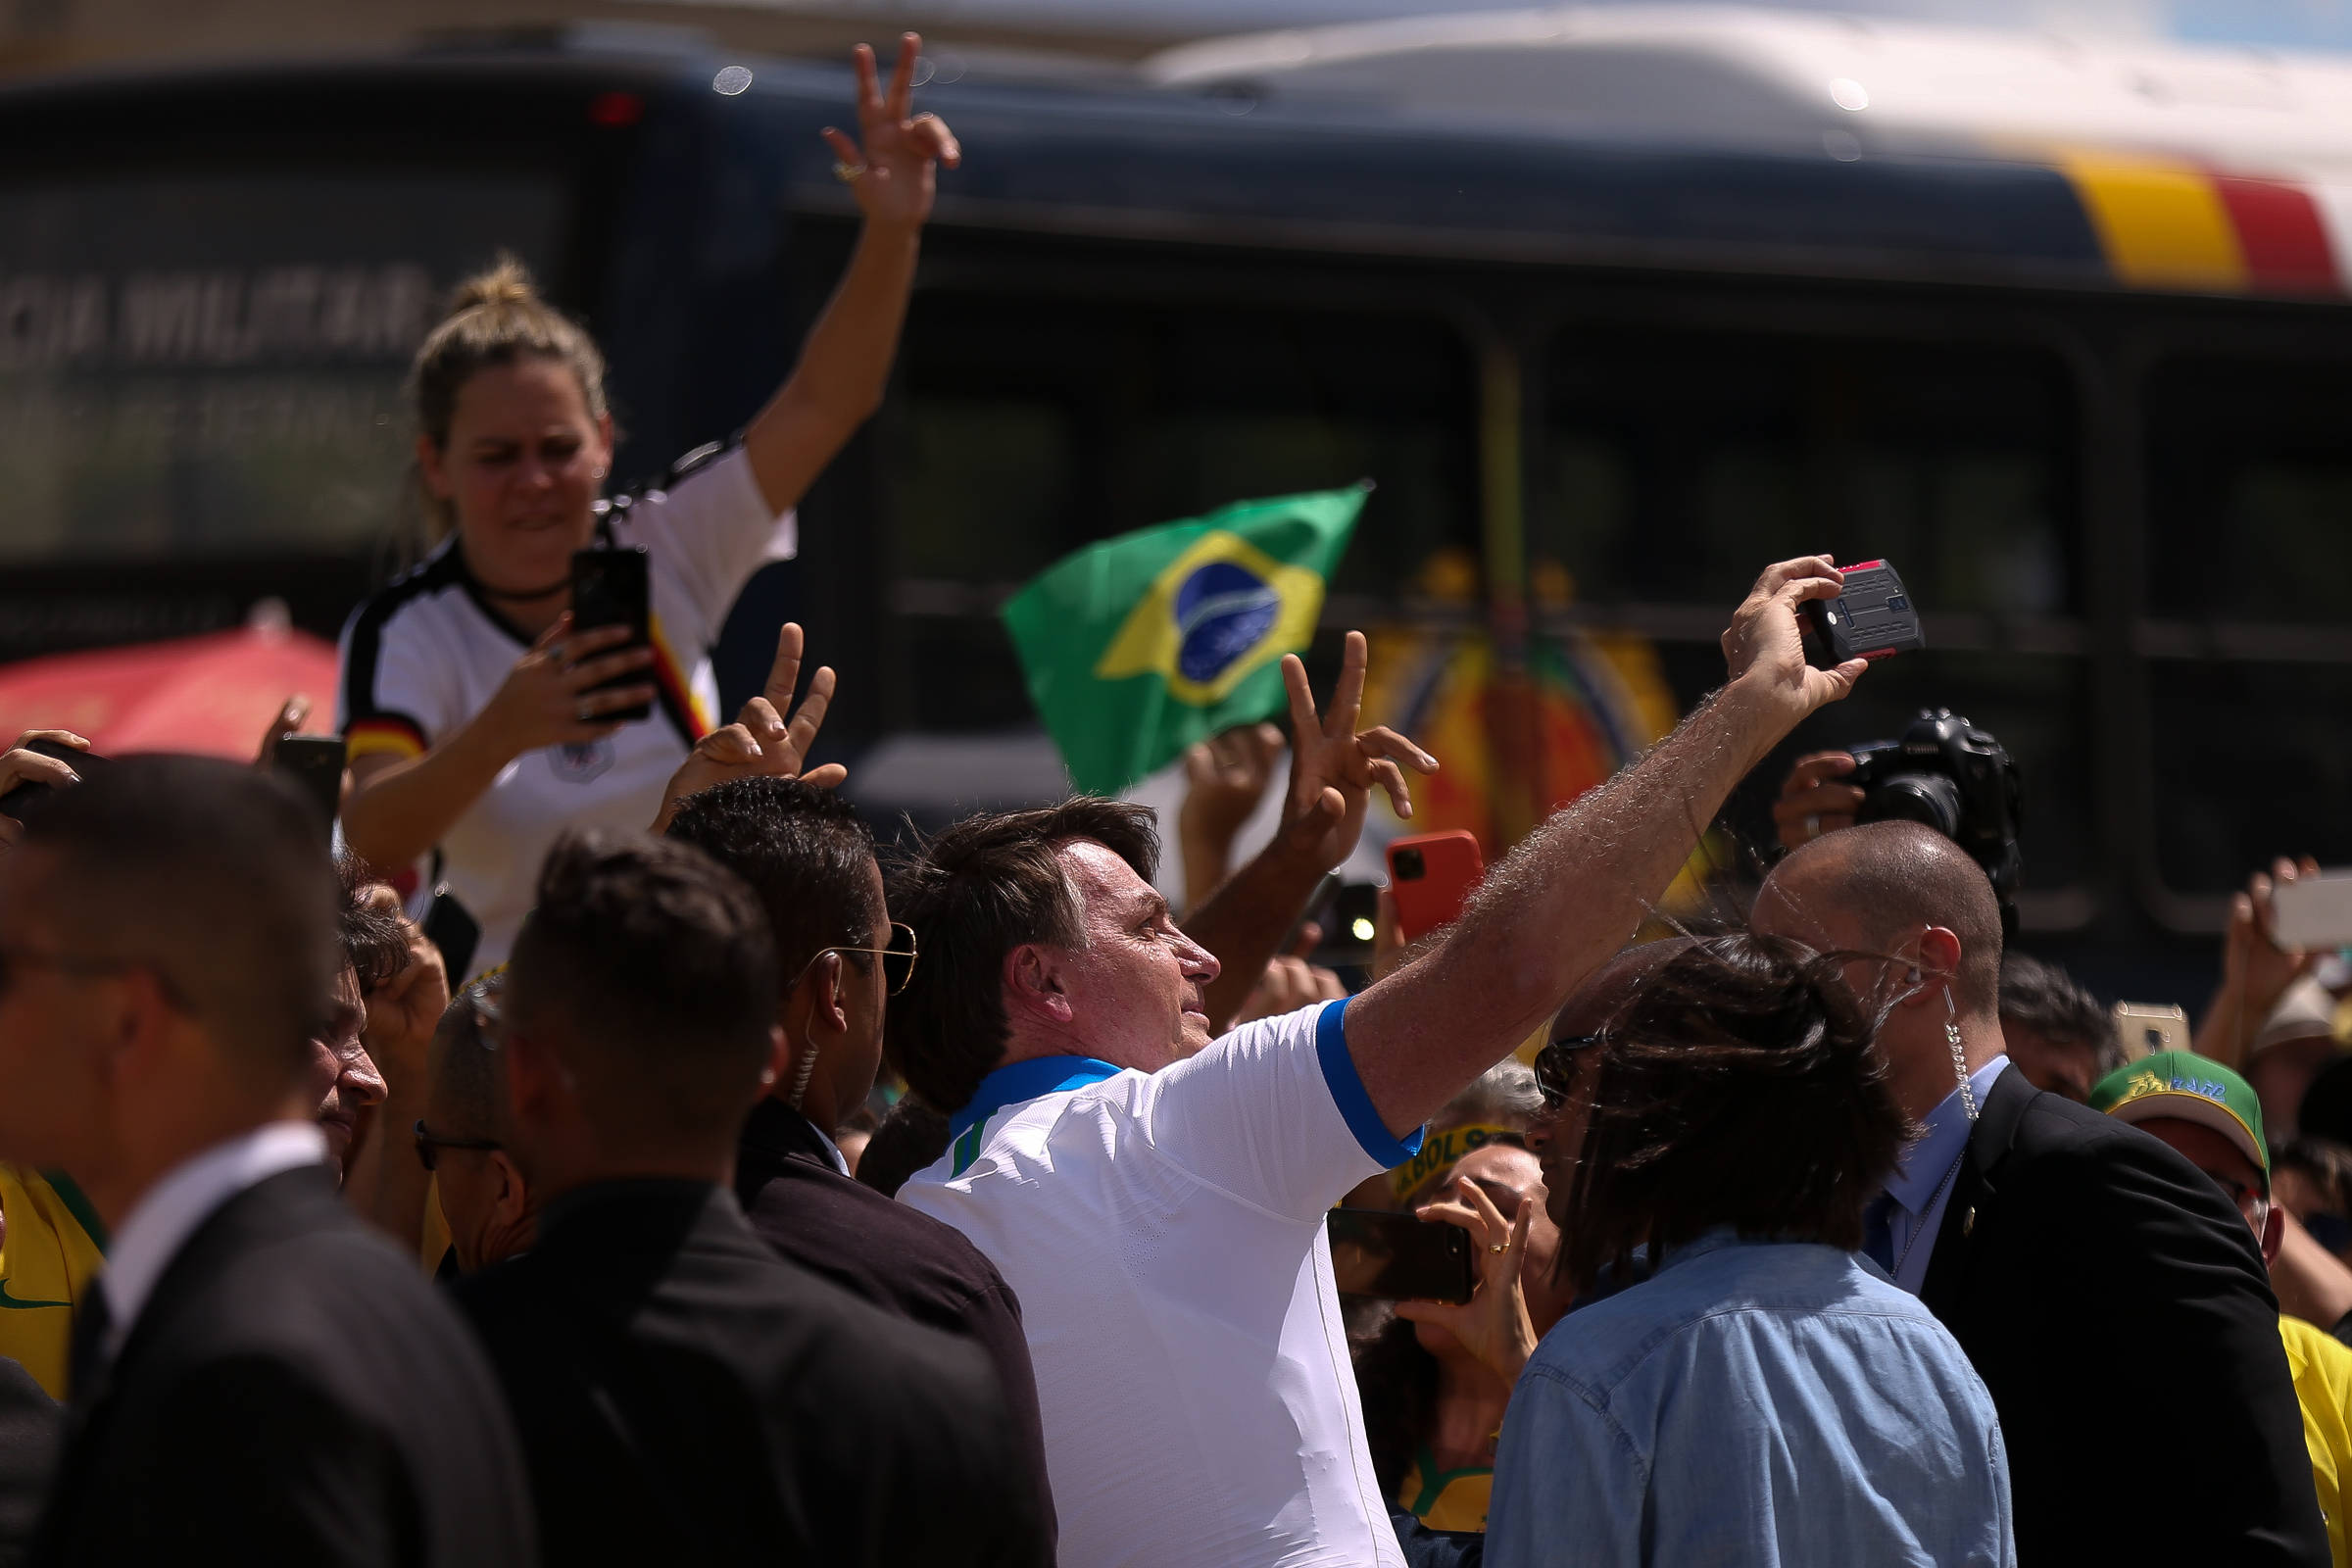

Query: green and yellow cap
[{"left": 2089, "top": 1050, "right": 2269, "bottom": 1191}]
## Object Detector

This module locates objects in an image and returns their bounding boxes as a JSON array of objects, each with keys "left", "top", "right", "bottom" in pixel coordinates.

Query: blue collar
[
  {"left": 1886, "top": 1054, "right": 2011, "bottom": 1213},
  {"left": 948, "top": 1055, "right": 1124, "bottom": 1143}
]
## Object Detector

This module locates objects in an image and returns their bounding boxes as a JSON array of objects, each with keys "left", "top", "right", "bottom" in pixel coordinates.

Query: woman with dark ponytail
[{"left": 337, "top": 35, "right": 956, "bottom": 975}]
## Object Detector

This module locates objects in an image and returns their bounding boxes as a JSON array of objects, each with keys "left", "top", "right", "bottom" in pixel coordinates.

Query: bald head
[{"left": 1755, "top": 821, "right": 2003, "bottom": 1019}]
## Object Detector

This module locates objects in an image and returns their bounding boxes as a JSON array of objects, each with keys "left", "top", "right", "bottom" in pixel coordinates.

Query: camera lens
[
  {"left": 1857, "top": 771, "right": 1963, "bottom": 838},
  {"left": 1393, "top": 848, "right": 1425, "bottom": 881}
]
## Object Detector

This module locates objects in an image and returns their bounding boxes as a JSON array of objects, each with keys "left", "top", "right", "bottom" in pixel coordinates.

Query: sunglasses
[
  {"left": 1533, "top": 1032, "right": 1607, "bottom": 1109},
  {"left": 414, "top": 1119, "right": 502, "bottom": 1172},
  {"left": 794, "top": 921, "right": 919, "bottom": 997}
]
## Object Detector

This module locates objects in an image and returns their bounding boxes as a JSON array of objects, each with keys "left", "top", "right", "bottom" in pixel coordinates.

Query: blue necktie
[{"left": 1862, "top": 1193, "right": 1900, "bottom": 1273}]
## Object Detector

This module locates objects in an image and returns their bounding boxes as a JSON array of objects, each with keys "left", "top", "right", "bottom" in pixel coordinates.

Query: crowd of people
[{"left": 2, "top": 31, "right": 2352, "bottom": 1568}]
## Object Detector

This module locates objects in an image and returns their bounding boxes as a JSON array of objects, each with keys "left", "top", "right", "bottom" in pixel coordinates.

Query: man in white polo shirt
[{"left": 892, "top": 558, "right": 1872, "bottom": 1567}]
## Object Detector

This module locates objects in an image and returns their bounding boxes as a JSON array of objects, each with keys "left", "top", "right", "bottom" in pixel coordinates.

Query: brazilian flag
[{"left": 1002, "top": 486, "right": 1367, "bottom": 796}]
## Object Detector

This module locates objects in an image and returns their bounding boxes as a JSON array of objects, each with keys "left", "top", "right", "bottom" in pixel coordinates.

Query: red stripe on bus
[{"left": 2210, "top": 175, "right": 2339, "bottom": 295}]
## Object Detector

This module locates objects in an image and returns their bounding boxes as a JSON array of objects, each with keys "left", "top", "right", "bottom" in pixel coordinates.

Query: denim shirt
[{"left": 1486, "top": 1230, "right": 2014, "bottom": 1568}]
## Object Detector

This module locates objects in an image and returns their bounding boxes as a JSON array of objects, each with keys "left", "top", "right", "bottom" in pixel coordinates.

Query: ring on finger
[
  {"left": 1803, "top": 813, "right": 1821, "bottom": 839},
  {"left": 575, "top": 700, "right": 595, "bottom": 723},
  {"left": 1489, "top": 1243, "right": 1510, "bottom": 1254}
]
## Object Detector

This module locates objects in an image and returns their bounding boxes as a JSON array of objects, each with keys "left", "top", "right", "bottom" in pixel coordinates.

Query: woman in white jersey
[{"left": 338, "top": 35, "right": 956, "bottom": 974}]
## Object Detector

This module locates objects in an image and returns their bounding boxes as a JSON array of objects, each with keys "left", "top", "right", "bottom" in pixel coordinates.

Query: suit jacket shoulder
[
  {"left": 1923, "top": 1067, "right": 2327, "bottom": 1568},
  {"left": 38, "top": 1166, "right": 532, "bottom": 1568},
  {"left": 455, "top": 1182, "right": 1048, "bottom": 1568}
]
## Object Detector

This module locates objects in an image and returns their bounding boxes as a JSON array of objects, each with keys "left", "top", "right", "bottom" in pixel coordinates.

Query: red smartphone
[{"left": 1387, "top": 830, "right": 1484, "bottom": 944}]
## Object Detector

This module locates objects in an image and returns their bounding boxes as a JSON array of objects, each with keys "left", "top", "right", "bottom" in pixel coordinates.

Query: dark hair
[
  {"left": 21, "top": 757, "right": 340, "bottom": 1081},
  {"left": 1999, "top": 952, "right": 2118, "bottom": 1074},
  {"left": 1770, "top": 820, "right": 2005, "bottom": 1019},
  {"left": 1558, "top": 933, "right": 1910, "bottom": 1297},
  {"left": 335, "top": 854, "right": 412, "bottom": 995},
  {"left": 1350, "top": 1309, "right": 1440, "bottom": 1503},
  {"left": 2278, "top": 1137, "right": 2352, "bottom": 1215},
  {"left": 507, "top": 831, "right": 777, "bottom": 1152},
  {"left": 408, "top": 257, "right": 609, "bottom": 541},
  {"left": 855, "top": 1096, "right": 954, "bottom": 1199},
  {"left": 662, "top": 777, "right": 880, "bottom": 992},
  {"left": 428, "top": 975, "right": 506, "bottom": 1140},
  {"left": 887, "top": 799, "right": 1160, "bottom": 1112}
]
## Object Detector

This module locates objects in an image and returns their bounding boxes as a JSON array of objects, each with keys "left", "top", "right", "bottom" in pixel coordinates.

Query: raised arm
[
  {"left": 742, "top": 34, "right": 960, "bottom": 517},
  {"left": 1344, "top": 557, "right": 1869, "bottom": 1135},
  {"left": 1182, "top": 632, "right": 1434, "bottom": 1033}
]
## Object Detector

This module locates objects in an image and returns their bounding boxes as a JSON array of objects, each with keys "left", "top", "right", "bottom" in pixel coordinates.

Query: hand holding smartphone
[
  {"left": 569, "top": 547, "right": 654, "bottom": 724},
  {"left": 270, "top": 734, "right": 347, "bottom": 845},
  {"left": 2270, "top": 873, "right": 2352, "bottom": 953},
  {"left": 1800, "top": 560, "right": 1925, "bottom": 670},
  {"left": 1326, "top": 1207, "right": 1476, "bottom": 1304}
]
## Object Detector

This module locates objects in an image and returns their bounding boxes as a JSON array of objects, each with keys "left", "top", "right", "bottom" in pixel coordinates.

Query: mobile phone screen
[
  {"left": 569, "top": 547, "right": 653, "bottom": 724},
  {"left": 1326, "top": 1207, "right": 1476, "bottom": 1304},
  {"left": 270, "top": 734, "right": 346, "bottom": 842}
]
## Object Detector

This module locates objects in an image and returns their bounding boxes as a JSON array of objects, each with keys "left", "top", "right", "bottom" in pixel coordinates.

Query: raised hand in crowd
[
  {"left": 0, "top": 729, "right": 87, "bottom": 858},
  {"left": 1178, "top": 720, "right": 1284, "bottom": 910},
  {"left": 1233, "top": 923, "right": 1348, "bottom": 1027},
  {"left": 1185, "top": 632, "right": 1438, "bottom": 1033},
  {"left": 342, "top": 883, "right": 455, "bottom": 1256},
  {"left": 2199, "top": 855, "right": 2326, "bottom": 1067},
  {"left": 1395, "top": 1175, "right": 1540, "bottom": 1389},
  {"left": 821, "top": 34, "right": 963, "bottom": 232},
  {"left": 490, "top": 614, "right": 659, "bottom": 755},
  {"left": 1771, "top": 750, "right": 1861, "bottom": 850},
  {"left": 253, "top": 694, "right": 310, "bottom": 767},
  {"left": 652, "top": 623, "right": 845, "bottom": 832}
]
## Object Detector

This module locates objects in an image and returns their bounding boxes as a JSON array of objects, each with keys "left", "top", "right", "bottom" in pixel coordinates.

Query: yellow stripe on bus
[{"left": 2057, "top": 150, "right": 2247, "bottom": 291}]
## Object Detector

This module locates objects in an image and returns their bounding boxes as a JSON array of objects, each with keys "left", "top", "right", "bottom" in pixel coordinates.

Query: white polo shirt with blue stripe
[{"left": 900, "top": 998, "right": 1422, "bottom": 1568}]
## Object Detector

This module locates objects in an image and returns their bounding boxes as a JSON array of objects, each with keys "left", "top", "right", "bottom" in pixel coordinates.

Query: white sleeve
[
  {"left": 337, "top": 599, "right": 460, "bottom": 761},
  {"left": 610, "top": 443, "right": 797, "bottom": 626},
  {"left": 1143, "top": 998, "right": 1424, "bottom": 1225}
]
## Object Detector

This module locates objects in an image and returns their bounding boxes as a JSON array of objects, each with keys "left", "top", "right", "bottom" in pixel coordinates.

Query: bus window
[
  {"left": 882, "top": 288, "right": 1479, "bottom": 732},
  {"left": 0, "top": 169, "right": 564, "bottom": 572},
  {"left": 2145, "top": 355, "right": 2352, "bottom": 896},
  {"left": 1534, "top": 323, "right": 2090, "bottom": 900}
]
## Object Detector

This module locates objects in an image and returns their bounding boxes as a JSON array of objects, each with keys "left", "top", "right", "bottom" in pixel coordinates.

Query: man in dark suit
[
  {"left": 663, "top": 775, "right": 1056, "bottom": 1543},
  {"left": 1757, "top": 819, "right": 2328, "bottom": 1566},
  {"left": 0, "top": 757, "right": 533, "bottom": 1567},
  {"left": 454, "top": 829, "right": 1049, "bottom": 1567}
]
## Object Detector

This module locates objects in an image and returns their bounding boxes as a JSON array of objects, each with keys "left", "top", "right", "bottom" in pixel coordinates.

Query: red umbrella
[{"left": 0, "top": 624, "right": 340, "bottom": 760}]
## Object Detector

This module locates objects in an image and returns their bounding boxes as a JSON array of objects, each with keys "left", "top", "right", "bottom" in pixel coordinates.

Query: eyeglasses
[
  {"left": 794, "top": 922, "right": 919, "bottom": 997},
  {"left": 1533, "top": 1032, "right": 1606, "bottom": 1110},
  {"left": 414, "top": 1119, "right": 502, "bottom": 1172}
]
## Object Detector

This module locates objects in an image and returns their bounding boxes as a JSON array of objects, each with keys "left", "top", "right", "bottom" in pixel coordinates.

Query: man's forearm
[
  {"left": 1183, "top": 832, "right": 1326, "bottom": 1034},
  {"left": 1348, "top": 676, "right": 1792, "bottom": 1133}
]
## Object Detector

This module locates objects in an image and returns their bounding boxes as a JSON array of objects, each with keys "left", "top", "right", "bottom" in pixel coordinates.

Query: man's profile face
[
  {"left": 0, "top": 849, "right": 106, "bottom": 1169},
  {"left": 837, "top": 856, "right": 892, "bottom": 1111},
  {"left": 2006, "top": 1023, "right": 2097, "bottom": 1102},
  {"left": 1050, "top": 840, "right": 1219, "bottom": 1072},
  {"left": 302, "top": 963, "right": 385, "bottom": 1178}
]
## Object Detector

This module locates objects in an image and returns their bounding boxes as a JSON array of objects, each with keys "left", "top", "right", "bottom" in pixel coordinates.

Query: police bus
[{"left": 5, "top": 13, "right": 2352, "bottom": 994}]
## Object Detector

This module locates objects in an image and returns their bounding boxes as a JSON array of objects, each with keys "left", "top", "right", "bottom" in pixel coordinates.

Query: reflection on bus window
[{"left": 883, "top": 291, "right": 1479, "bottom": 732}]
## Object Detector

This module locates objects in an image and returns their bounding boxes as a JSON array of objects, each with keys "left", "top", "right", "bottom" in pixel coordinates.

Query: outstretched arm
[
  {"left": 1344, "top": 557, "right": 1869, "bottom": 1135},
  {"left": 742, "top": 33, "right": 961, "bottom": 516}
]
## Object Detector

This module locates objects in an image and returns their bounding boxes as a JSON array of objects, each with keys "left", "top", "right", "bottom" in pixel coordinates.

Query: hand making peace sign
[
  {"left": 1276, "top": 630, "right": 1439, "bottom": 874},
  {"left": 822, "top": 34, "right": 963, "bottom": 230}
]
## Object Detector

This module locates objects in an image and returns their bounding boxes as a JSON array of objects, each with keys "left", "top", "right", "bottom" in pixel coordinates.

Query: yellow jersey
[
  {"left": 1397, "top": 1444, "right": 1494, "bottom": 1534},
  {"left": 2282, "top": 1312, "right": 2352, "bottom": 1568},
  {"left": 0, "top": 1163, "right": 106, "bottom": 1400}
]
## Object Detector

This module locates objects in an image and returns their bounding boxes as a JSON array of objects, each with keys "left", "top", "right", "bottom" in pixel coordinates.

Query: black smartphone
[
  {"left": 270, "top": 734, "right": 346, "bottom": 841},
  {"left": 568, "top": 547, "right": 653, "bottom": 723},
  {"left": 0, "top": 737, "right": 105, "bottom": 823},
  {"left": 1312, "top": 881, "right": 1381, "bottom": 969},
  {"left": 1326, "top": 1207, "right": 1476, "bottom": 1304},
  {"left": 1801, "top": 559, "right": 1925, "bottom": 669},
  {"left": 421, "top": 888, "right": 483, "bottom": 988}
]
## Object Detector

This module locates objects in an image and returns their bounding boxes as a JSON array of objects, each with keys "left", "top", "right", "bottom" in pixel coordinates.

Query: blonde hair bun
[{"left": 445, "top": 254, "right": 543, "bottom": 317}]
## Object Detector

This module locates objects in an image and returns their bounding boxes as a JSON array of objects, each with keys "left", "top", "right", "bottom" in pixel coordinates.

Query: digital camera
[{"left": 1847, "top": 709, "right": 2024, "bottom": 908}]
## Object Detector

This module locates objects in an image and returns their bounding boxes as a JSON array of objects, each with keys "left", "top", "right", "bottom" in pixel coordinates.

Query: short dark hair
[
  {"left": 335, "top": 854, "right": 411, "bottom": 995},
  {"left": 1558, "top": 933, "right": 1910, "bottom": 1297},
  {"left": 662, "top": 777, "right": 880, "bottom": 992},
  {"left": 1772, "top": 820, "right": 2005, "bottom": 1019},
  {"left": 507, "top": 831, "right": 778, "bottom": 1153},
  {"left": 854, "top": 1096, "right": 953, "bottom": 1199},
  {"left": 429, "top": 975, "right": 506, "bottom": 1140},
  {"left": 1999, "top": 953, "right": 2118, "bottom": 1074},
  {"left": 887, "top": 799, "right": 1159, "bottom": 1112},
  {"left": 21, "top": 756, "right": 340, "bottom": 1082}
]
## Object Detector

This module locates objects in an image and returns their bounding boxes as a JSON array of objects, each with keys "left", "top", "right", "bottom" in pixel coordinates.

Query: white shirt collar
[{"left": 100, "top": 1121, "right": 327, "bottom": 1356}]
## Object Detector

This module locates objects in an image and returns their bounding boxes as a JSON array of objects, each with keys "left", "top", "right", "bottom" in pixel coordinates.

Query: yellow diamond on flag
[{"left": 1092, "top": 529, "right": 1331, "bottom": 708}]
